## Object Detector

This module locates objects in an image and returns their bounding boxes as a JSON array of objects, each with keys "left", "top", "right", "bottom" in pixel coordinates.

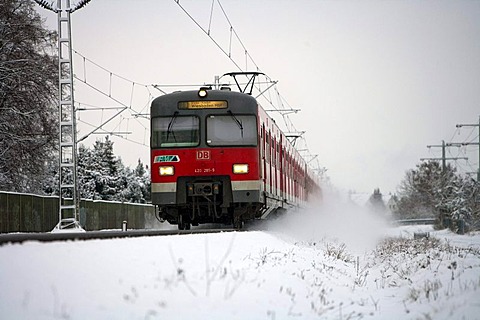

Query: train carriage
[{"left": 151, "top": 84, "right": 320, "bottom": 230}]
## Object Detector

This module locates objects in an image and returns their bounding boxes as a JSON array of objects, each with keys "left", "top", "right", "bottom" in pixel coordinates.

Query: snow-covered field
[{"left": 1, "top": 200, "right": 480, "bottom": 320}]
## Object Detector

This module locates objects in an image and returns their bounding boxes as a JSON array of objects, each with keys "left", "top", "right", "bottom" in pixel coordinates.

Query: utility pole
[
  {"left": 422, "top": 140, "right": 468, "bottom": 170},
  {"left": 35, "top": 0, "right": 92, "bottom": 230},
  {"left": 456, "top": 116, "right": 480, "bottom": 181}
]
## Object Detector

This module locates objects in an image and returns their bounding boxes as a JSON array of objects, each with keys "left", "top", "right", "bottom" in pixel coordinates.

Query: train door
[
  {"left": 279, "top": 135, "right": 284, "bottom": 199},
  {"left": 262, "top": 124, "right": 267, "bottom": 196},
  {"left": 267, "top": 130, "right": 272, "bottom": 194},
  {"left": 270, "top": 131, "right": 274, "bottom": 195},
  {"left": 272, "top": 134, "right": 277, "bottom": 196}
]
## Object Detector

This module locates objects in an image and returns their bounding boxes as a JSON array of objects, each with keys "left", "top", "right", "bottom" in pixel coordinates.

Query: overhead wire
[
  {"left": 66, "top": 1, "right": 318, "bottom": 171},
  {"left": 73, "top": 49, "right": 156, "bottom": 117},
  {"left": 172, "top": 0, "right": 319, "bottom": 166},
  {"left": 174, "top": 0, "right": 243, "bottom": 71},
  {"left": 443, "top": 120, "right": 480, "bottom": 177},
  {"left": 77, "top": 118, "right": 149, "bottom": 148}
]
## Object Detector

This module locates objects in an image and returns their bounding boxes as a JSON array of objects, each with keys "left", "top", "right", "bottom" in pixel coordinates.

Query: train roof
[{"left": 151, "top": 89, "right": 258, "bottom": 116}]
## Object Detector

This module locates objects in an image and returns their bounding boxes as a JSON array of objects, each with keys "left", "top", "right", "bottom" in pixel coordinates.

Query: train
[{"left": 150, "top": 73, "right": 321, "bottom": 229}]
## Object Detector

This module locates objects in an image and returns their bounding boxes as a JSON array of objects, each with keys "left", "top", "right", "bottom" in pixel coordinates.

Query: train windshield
[
  {"left": 152, "top": 115, "right": 200, "bottom": 148},
  {"left": 206, "top": 114, "right": 257, "bottom": 146}
]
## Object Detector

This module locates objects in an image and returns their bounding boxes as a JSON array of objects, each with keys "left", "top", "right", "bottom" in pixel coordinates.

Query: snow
[{"left": 1, "top": 200, "right": 480, "bottom": 319}]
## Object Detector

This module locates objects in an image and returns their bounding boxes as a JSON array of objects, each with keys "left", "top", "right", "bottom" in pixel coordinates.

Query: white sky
[{"left": 37, "top": 0, "right": 480, "bottom": 195}]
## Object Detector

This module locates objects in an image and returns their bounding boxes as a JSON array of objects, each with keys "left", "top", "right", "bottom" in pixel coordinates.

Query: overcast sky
[{"left": 37, "top": 0, "right": 480, "bottom": 195}]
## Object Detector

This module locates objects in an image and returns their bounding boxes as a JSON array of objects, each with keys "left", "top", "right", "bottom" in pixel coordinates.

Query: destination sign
[{"left": 178, "top": 100, "right": 228, "bottom": 110}]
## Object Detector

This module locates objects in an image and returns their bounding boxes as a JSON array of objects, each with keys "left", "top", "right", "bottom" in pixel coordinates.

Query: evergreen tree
[
  {"left": 77, "top": 144, "right": 96, "bottom": 199},
  {"left": 443, "top": 176, "right": 480, "bottom": 232},
  {"left": 118, "top": 159, "right": 150, "bottom": 203},
  {"left": 44, "top": 136, "right": 152, "bottom": 203},
  {"left": 465, "top": 177, "right": 480, "bottom": 231},
  {"left": 89, "top": 136, "right": 123, "bottom": 200}
]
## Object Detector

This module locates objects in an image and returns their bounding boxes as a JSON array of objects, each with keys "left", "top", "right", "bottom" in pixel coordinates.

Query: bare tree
[{"left": 0, "top": 0, "right": 58, "bottom": 192}]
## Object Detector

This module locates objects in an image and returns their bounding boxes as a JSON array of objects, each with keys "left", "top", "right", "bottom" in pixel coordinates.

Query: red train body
[{"left": 151, "top": 87, "right": 320, "bottom": 229}]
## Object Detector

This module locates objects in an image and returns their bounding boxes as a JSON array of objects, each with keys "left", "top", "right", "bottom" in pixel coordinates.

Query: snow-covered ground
[{"left": 1, "top": 200, "right": 479, "bottom": 320}]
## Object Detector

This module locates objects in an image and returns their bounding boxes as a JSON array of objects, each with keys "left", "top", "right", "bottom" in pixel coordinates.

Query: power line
[
  {"left": 174, "top": 0, "right": 244, "bottom": 71},
  {"left": 68, "top": 50, "right": 157, "bottom": 145},
  {"left": 456, "top": 116, "right": 480, "bottom": 181},
  {"left": 77, "top": 119, "right": 149, "bottom": 148},
  {"left": 425, "top": 116, "right": 480, "bottom": 180},
  {"left": 173, "top": 0, "right": 321, "bottom": 174},
  {"left": 423, "top": 140, "right": 468, "bottom": 171}
]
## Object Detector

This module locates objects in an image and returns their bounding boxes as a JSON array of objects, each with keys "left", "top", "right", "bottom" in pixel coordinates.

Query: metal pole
[
  {"left": 456, "top": 116, "right": 480, "bottom": 182},
  {"left": 34, "top": 0, "right": 92, "bottom": 230},
  {"left": 56, "top": 0, "right": 81, "bottom": 230},
  {"left": 33, "top": 0, "right": 92, "bottom": 230},
  {"left": 441, "top": 140, "right": 446, "bottom": 172}
]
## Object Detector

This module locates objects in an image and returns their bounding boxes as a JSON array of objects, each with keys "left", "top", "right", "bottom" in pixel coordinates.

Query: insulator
[
  {"left": 71, "top": 0, "right": 92, "bottom": 13},
  {"left": 34, "top": 0, "right": 56, "bottom": 12}
]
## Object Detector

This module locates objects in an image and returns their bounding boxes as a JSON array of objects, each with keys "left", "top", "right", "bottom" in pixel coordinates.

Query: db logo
[{"left": 196, "top": 150, "right": 210, "bottom": 160}]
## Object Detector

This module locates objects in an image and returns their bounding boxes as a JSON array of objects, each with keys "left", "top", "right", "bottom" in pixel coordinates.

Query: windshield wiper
[
  {"left": 228, "top": 110, "right": 244, "bottom": 138},
  {"left": 166, "top": 111, "right": 179, "bottom": 142}
]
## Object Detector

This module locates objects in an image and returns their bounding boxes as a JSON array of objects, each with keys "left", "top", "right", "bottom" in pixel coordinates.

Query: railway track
[{"left": 0, "top": 228, "right": 236, "bottom": 246}]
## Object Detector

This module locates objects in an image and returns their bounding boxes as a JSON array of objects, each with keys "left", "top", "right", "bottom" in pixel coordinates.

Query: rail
[
  {"left": 394, "top": 218, "right": 436, "bottom": 225},
  {"left": 0, "top": 228, "right": 236, "bottom": 246}
]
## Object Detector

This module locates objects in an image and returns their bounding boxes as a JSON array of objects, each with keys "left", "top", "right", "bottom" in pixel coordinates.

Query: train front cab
[{"left": 150, "top": 89, "right": 264, "bottom": 229}]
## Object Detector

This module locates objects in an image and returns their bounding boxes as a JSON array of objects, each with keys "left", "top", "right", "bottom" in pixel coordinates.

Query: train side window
[
  {"left": 266, "top": 131, "right": 271, "bottom": 163},
  {"left": 272, "top": 138, "right": 276, "bottom": 167},
  {"left": 260, "top": 125, "right": 265, "bottom": 159}
]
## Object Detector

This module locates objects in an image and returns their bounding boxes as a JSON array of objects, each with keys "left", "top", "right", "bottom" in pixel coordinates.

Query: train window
[
  {"left": 151, "top": 115, "right": 199, "bottom": 148},
  {"left": 206, "top": 114, "right": 257, "bottom": 146},
  {"left": 266, "top": 132, "right": 270, "bottom": 163}
]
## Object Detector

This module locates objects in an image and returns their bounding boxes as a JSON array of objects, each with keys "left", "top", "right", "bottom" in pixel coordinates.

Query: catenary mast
[{"left": 34, "top": 0, "right": 92, "bottom": 230}]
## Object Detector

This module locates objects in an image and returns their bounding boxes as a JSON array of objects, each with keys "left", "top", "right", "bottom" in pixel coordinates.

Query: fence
[{"left": 0, "top": 191, "right": 158, "bottom": 233}]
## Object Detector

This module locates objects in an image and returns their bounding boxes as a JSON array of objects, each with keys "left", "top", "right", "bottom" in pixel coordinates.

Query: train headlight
[
  {"left": 233, "top": 164, "right": 249, "bottom": 174},
  {"left": 198, "top": 87, "right": 208, "bottom": 98},
  {"left": 159, "top": 166, "right": 174, "bottom": 176}
]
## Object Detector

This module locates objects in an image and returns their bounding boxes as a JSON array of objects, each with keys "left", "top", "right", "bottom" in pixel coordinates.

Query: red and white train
[{"left": 150, "top": 75, "right": 321, "bottom": 229}]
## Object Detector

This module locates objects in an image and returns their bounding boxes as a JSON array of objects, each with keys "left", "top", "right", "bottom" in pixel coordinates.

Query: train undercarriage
[
  {"left": 156, "top": 176, "right": 264, "bottom": 230},
  {"left": 159, "top": 203, "right": 262, "bottom": 230}
]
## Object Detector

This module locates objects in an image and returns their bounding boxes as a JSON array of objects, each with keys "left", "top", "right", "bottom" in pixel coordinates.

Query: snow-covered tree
[
  {"left": 45, "top": 136, "right": 151, "bottom": 203},
  {"left": 77, "top": 144, "right": 96, "bottom": 199},
  {"left": 441, "top": 176, "right": 480, "bottom": 232},
  {"left": 0, "top": 0, "right": 58, "bottom": 192},
  {"left": 397, "top": 160, "right": 480, "bottom": 232},
  {"left": 465, "top": 177, "right": 480, "bottom": 231},
  {"left": 118, "top": 160, "right": 151, "bottom": 203},
  {"left": 87, "top": 136, "right": 123, "bottom": 200},
  {"left": 397, "top": 161, "right": 451, "bottom": 219}
]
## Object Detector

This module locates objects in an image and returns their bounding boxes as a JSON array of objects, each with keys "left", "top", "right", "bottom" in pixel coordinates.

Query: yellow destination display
[{"left": 178, "top": 100, "right": 228, "bottom": 109}]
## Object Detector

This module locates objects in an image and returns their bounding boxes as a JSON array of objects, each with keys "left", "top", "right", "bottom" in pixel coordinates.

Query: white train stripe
[
  {"left": 152, "top": 181, "right": 263, "bottom": 193},
  {"left": 152, "top": 182, "right": 176, "bottom": 193},
  {"left": 231, "top": 180, "right": 262, "bottom": 191}
]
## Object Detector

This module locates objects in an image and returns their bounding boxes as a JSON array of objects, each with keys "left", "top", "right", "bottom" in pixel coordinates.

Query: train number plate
[{"left": 196, "top": 150, "right": 210, "bottom": 160}]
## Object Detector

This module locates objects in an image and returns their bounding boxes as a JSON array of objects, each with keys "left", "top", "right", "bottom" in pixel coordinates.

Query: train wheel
[
  {"left": 178, "top": 215, "right": 186, "bottom": 230},
  {"left": 233, "top": 217, "right": 244, "bottom": 230}
]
